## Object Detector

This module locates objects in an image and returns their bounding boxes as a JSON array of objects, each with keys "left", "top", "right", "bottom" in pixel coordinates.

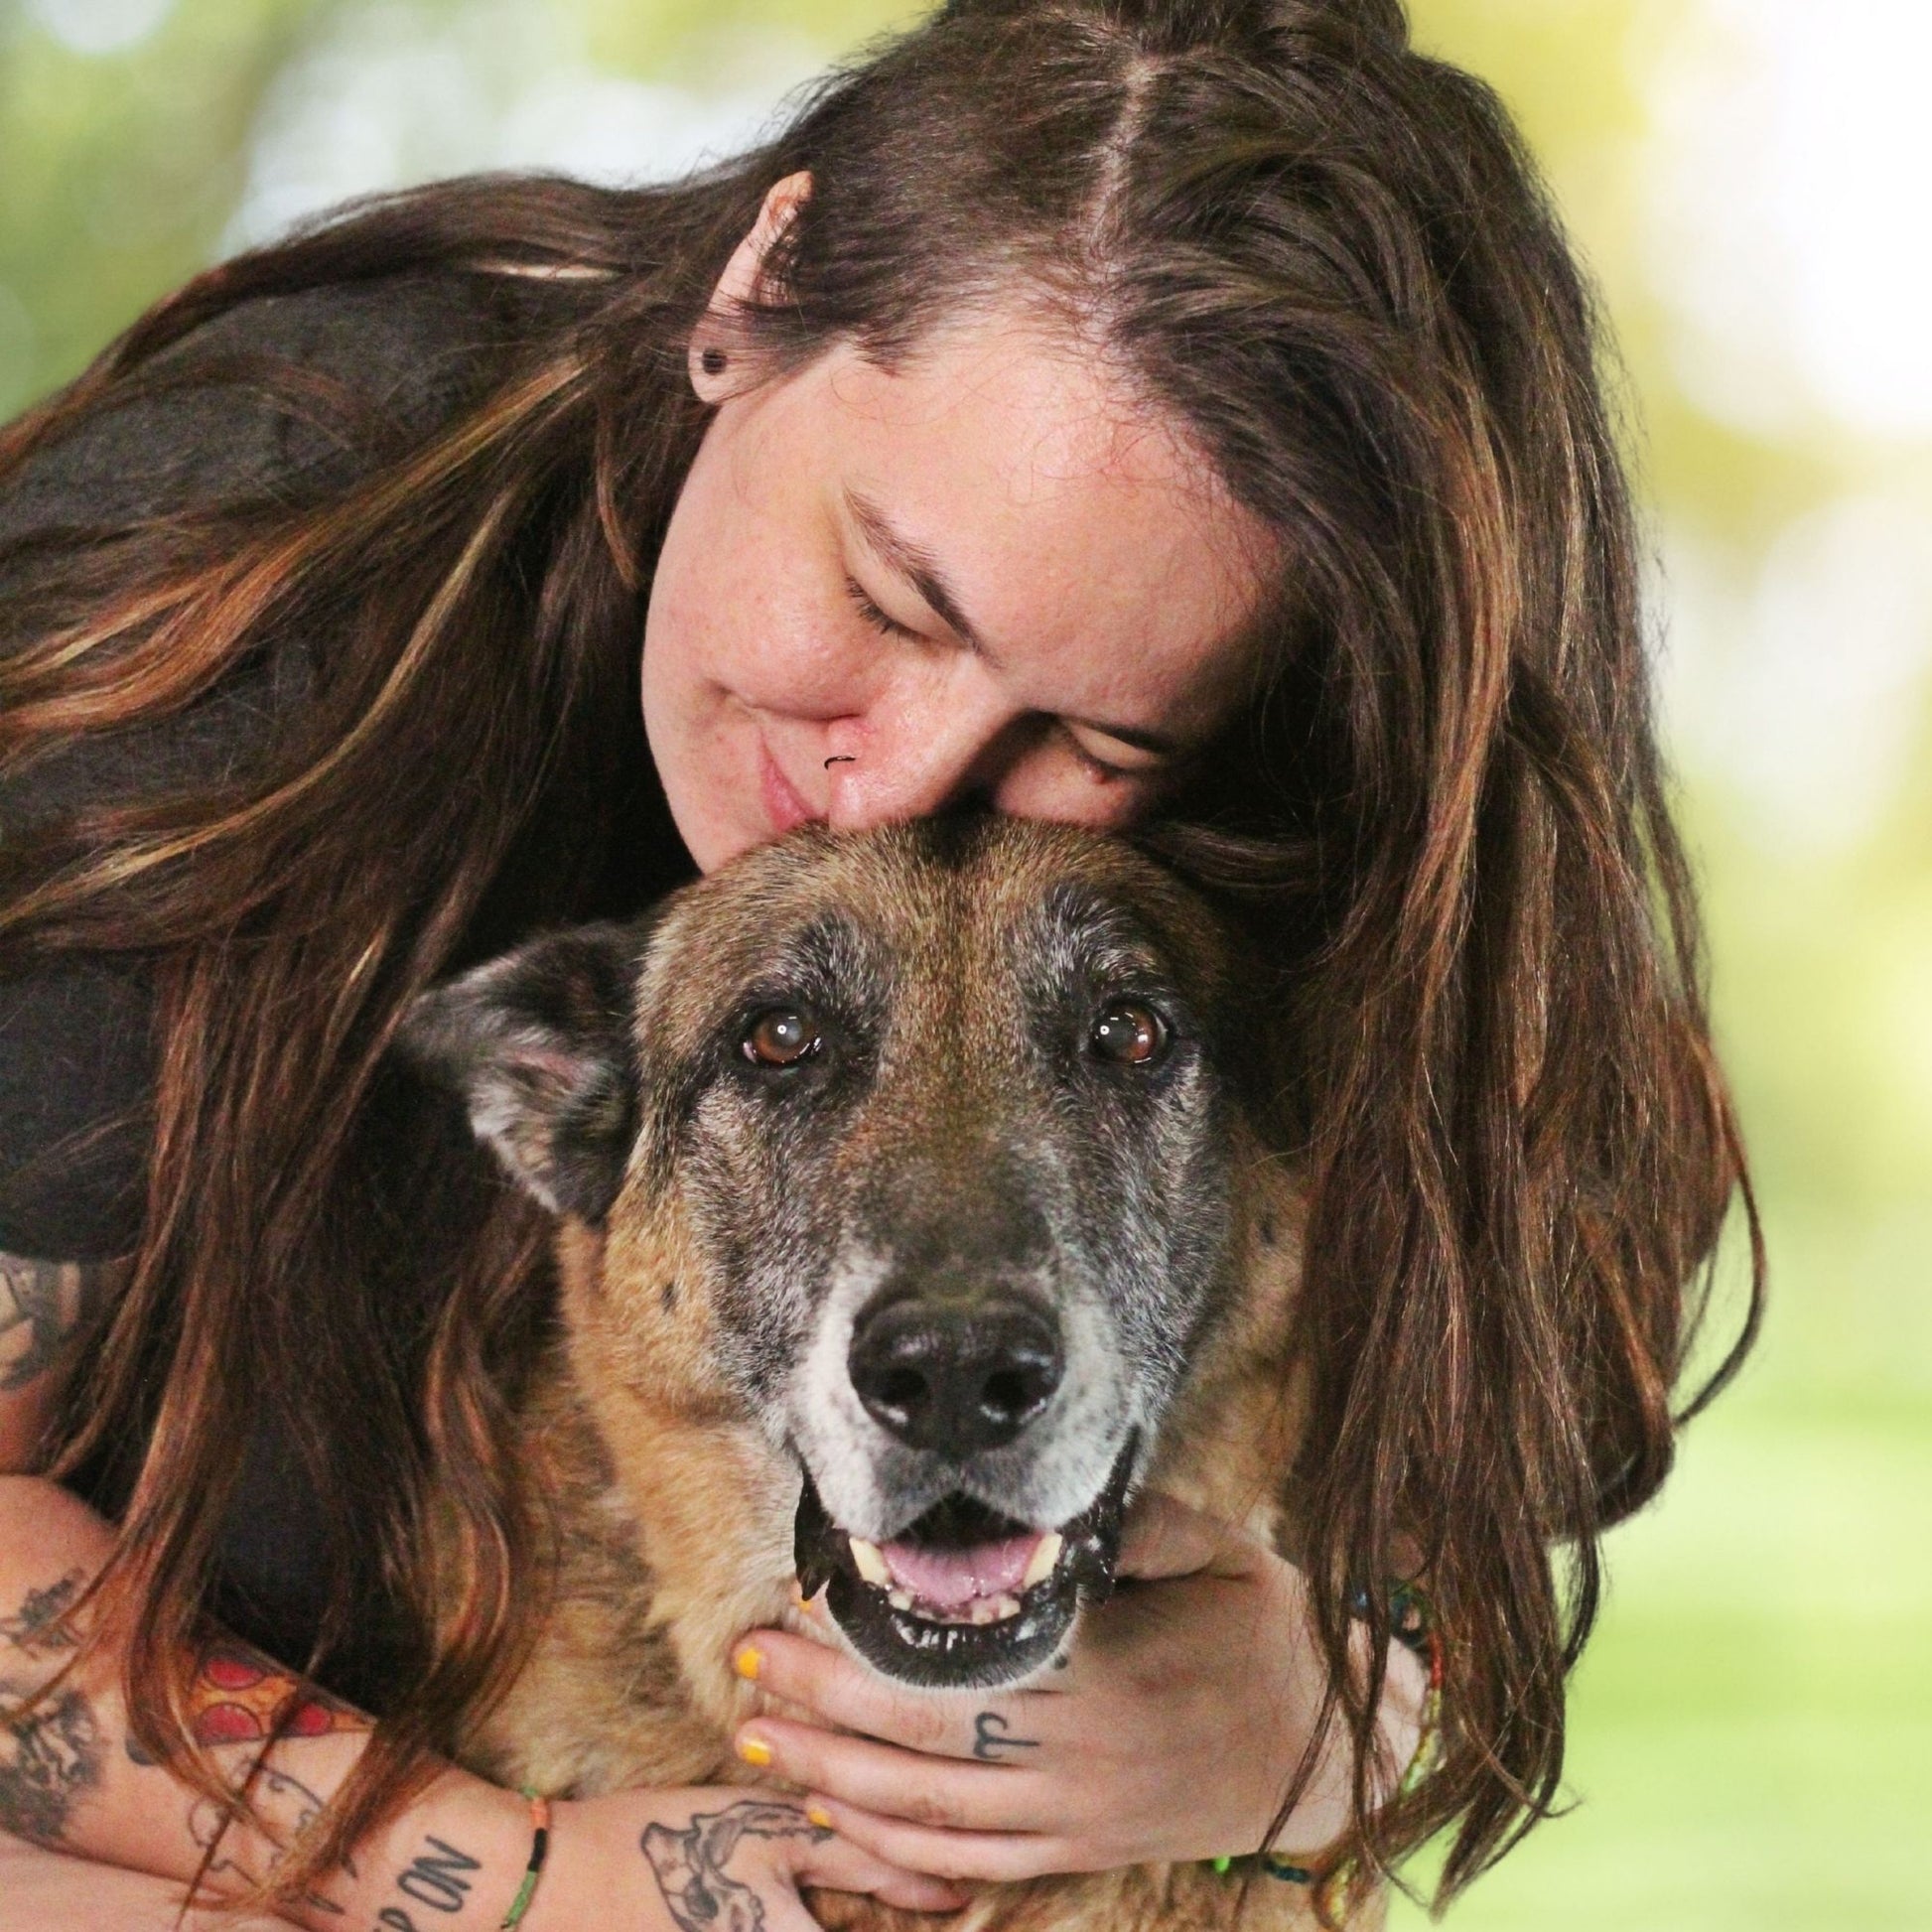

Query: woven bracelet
[{"left": 499, "top": 1789, "right": 552, "bottom": 1931}]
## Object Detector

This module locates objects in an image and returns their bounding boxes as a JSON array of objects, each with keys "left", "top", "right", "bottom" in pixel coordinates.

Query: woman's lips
[{"left": 759, "top": 737, "right": 821, "bottom": 837}]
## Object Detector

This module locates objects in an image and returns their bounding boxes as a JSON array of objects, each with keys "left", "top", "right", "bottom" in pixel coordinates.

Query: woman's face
[{"left": 642, "top": 307, "right": 1272, "bottom": 874}]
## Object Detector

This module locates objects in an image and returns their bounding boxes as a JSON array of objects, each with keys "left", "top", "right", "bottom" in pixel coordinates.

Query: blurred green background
[{"left": 3, "top": 0, "right": 1926, "bottom": 1924}]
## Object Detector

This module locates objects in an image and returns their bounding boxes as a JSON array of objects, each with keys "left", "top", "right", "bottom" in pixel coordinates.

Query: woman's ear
[{"left": 688, "top": 170, "right": 813, "bottom": 404}]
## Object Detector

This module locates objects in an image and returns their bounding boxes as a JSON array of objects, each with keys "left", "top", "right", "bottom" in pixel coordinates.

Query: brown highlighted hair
[{"left": 0, "top": 0, "right": 1758, "bottom": 1910}]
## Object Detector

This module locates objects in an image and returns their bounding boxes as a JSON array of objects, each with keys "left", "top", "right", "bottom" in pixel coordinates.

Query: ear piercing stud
[
  {"left": 700, "top": 346, "right": 728, "bottom": 375},
  {"left": 825, "top": 756, "right": 856, "bottom": 769}
]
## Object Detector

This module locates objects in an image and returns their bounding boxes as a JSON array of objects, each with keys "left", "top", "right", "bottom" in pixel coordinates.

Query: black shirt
[{"left": 0, "top": 266, "right": 690, "bottom": 1693}]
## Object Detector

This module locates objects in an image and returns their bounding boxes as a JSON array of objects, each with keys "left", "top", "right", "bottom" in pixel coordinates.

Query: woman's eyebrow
[
  {"left": 843, "top": 483, "right": 1186, "bottom": 760},
  {"left": 844, "top": 486, "right": 990, "bottom": 657}
]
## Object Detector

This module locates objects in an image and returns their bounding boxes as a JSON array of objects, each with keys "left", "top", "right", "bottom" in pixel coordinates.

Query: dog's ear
[{"left": 397, "top": 921, "right": 642, "bottom": 1223}]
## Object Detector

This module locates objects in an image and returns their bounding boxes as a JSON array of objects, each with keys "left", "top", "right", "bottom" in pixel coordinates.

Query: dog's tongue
[{"left": 880, "top": 1533, "right": 1041, "bottom": 1611}]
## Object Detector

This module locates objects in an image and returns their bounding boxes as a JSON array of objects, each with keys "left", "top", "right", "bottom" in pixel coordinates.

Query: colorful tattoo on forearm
[{"left": 188, "top": 1641, "right": 368, "bottom": 1749}]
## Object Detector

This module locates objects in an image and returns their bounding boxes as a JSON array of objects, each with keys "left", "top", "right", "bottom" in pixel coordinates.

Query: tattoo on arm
[
  {"left": 641, "top": 1799, "right": 831, "bottom": 1932},
  {"left": 0, "top": 1573, "right": 99, "bottom": 1843},
  {"left": 972, "top": 1709, "right": 1041, "bottom": 1762},
  {"left": 372, "top": 1836, "right": 482, "bottom": 1928},
  {"left": 0, "top": 1571, "right": 85, "bottom": 1657},
  {"left": 120, "top": 1642, "right": 366, "bottom": 1767},
  {"left": 187, "top": 1641, "right": 368, "bottom": 1749},
  {"left": 0, "top": 1678, "right": 103, "bottom": 1846},
  {"left": 189, "top": 1765, "right": 345, "bottom": 1915},
  {"left": 0, "top": 1252, "right": 116, "bottom": 1392}
]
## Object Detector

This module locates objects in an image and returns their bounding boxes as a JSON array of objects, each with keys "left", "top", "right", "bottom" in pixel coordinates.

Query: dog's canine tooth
[
  {"left": 991, "top": 1592, "right": 1022, "bottom": 1621},
  {"left": 1022, "top": 1532, "right": 1063, "bottom": 1590},
  {"left": 888, "top": 1587, "right": 913, "bottom": 1611},
  {"left": 969, "top": 1597, "right": 999, "bottom": 1626},
  {"left": 850, "top": 1537, "right": 891, "bottom": 1587}
]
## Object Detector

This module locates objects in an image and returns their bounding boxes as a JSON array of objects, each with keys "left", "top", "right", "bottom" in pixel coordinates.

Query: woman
[{"left": 0, "top": 0, "right": 1758, "bottom": 1926}]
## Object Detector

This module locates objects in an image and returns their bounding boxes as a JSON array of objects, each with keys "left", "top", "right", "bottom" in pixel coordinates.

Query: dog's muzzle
[{"left": 792, "top": 1435, "right": 1136, "bottom": 1691}]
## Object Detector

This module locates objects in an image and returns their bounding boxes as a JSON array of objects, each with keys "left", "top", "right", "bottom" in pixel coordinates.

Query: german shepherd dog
[{"left": 402, "top": 817, "right": 1357, "bottom": 1931}]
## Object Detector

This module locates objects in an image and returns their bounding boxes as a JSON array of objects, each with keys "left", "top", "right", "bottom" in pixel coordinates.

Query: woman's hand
[
  {"left": 531, "top": 1785, "right": 970, "bottom": 1932},
  {"left": 727, "top": 1493, "right": 1427, "bottom": 1884}
]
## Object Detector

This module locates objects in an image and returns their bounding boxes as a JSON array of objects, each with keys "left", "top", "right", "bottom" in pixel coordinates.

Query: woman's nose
[{"left": 823, "top": 669, "right": 1024, "bottom": 831}]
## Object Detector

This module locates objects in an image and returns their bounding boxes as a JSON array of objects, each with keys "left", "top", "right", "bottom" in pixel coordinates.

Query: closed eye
[
  {"left": 845, "top": 574, "right": 925, "bottom": 644},
  {"left": 1060, "top": 725, "right": 1135, "bottom": 782},
  {"left": 1060, "top": 722, "right": 1171, "bottom": 784}
]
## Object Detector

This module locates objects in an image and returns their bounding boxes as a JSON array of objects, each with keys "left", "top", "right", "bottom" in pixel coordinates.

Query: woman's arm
[
  {"left": 0, "top": 1259, "right": 962, "bottom": 1932},
  {"left": 0, "top": 1465, "right": 543, "bottom": 1927}
]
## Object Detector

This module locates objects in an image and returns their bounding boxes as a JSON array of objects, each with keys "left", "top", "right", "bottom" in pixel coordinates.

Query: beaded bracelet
[{"left": 499, "top": 1789, "right": 552, "bottom": 1931}]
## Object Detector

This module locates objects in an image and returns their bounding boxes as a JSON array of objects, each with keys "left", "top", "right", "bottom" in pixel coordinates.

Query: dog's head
[{"left": 403, "top": 818, "right": 1277, "bottom": 1692}]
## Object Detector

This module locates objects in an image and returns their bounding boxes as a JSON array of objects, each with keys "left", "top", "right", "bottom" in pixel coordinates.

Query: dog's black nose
[{"left": 848, "top": 1293, "right": 1064, "bottom": 1454}]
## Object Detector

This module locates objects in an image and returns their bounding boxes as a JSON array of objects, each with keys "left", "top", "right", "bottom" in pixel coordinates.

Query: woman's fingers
[
  {"left": 801, "top": 1796, "right": 1077, "bottom": 1887},
  {"left": 737, "top": 1627, "right": 1065, "bottom": 1763},
  {"left": 789, "top": 1825, "right": 975, "bottom": 1915},
  {"left": 735, "top": 1718, "right": 1052, "bottom": 1834}
]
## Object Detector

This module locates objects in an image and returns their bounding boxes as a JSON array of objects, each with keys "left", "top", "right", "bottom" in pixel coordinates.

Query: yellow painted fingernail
[
  {"left": 737, "top": 1734, "right": 773, "bottom": 1767},
  {"left": 806, "top": 1805, "right": 834, "bottom": 1831},
  {"left": 734, "top": 1645, "right": 762, "bottom": 1682}
]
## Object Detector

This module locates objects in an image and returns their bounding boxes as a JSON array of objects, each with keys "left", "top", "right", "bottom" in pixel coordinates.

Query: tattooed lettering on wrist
[
  {"left": 972, "top": 1709, "right": 1041, "bottom": 1762},
  {"left": 641, "top": 1799, "right": 831, "bottom": 1932},
  {"left": 373, "top": 1836, "right": 482, "bottom": 1927},
  {"left": 0, "top": 1678, "right": 102, "bottom": 1845},
  {"left": 0, "top": 1254, "right": 115, "bottom": 1391},
  {"left": 0, "top": 1571, "right": 85, "bottom": 1657}
]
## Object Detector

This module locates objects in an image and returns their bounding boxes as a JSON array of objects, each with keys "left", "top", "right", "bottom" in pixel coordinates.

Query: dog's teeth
[
  {"left": 969, "top": 1597, "right": 999, "bottom": 1626},
  {"left": 888, "top": 1588, "right": 913, "bottom": 1611},
  {"left": 1022, "top": 1532, "right": 1064, "bottom": 1590},
  {"left": 991, "top": 1592, "right": 1022, "bottom": 1621},
  {"left": 850, "top": 1538, "right": 891, "bottom": 1587}
]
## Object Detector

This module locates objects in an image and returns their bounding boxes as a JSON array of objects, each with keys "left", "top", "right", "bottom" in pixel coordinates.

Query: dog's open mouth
[{"left": 792, "top": 1441, "right": 1137, "bottom": 1689}]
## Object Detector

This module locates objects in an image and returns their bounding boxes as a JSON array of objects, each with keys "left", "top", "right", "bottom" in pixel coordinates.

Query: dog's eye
[
  {"left": 1090, "top": 1001, "right": 1169, "bottom": 1068},
  {"left": 744, "top": 1008, "right": 820, "bottom": 1067}
]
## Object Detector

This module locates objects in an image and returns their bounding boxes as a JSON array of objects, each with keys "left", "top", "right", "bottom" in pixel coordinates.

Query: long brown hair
[{"left": 0, "top": 0, "right": 1759, "bottom": 1909}]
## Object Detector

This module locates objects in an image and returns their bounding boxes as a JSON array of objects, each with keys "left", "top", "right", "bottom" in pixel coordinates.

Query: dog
[{"left": 401, "top": 816, "right": 1369, "bottom": 1931}]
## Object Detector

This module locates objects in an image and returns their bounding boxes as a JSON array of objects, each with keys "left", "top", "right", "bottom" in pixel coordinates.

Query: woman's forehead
[{"left": 810, "top": 313, "right": 1275, "bottom": 724}]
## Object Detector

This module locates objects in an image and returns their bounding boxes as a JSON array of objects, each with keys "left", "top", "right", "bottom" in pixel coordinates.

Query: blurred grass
[
  {"left": 1391, "top": 1375, "right": 1932, "bottom": 1931},
  {"left": 3, "top": 0, "right": 1928, "bottom": 1922}
]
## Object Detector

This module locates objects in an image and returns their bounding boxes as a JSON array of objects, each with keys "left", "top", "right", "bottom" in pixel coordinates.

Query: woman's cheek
[{"left": 721, "top": 608, "right": 883, "bottom": 721}]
